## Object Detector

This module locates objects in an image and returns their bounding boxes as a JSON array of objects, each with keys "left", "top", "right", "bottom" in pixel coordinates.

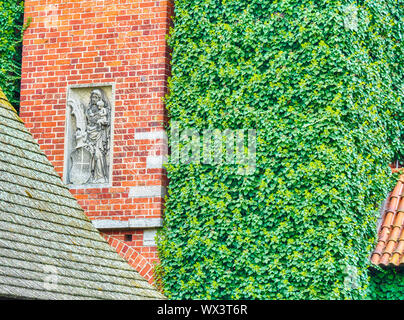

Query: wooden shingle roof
[{"left": 0, "top": 89, "right": 164, "bottom": 299}]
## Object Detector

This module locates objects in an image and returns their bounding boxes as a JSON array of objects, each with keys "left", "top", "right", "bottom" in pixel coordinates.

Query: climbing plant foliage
[
  {"left": 157, "top": 0, "right": 403, "bottom": 299},
  {"left": 0, "top": 1, "right": 25, "bottom": 108},
  {"left": 368, "top": 268, "right": 404, "bottom": 300}
]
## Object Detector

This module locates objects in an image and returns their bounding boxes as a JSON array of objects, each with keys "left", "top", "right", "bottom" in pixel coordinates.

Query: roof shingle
[
  {"left": 371, "top": 174, "right": 404, "bottom": 267},
  {"left": 0, "top": 89, "right": 165, "bottom": 299}
]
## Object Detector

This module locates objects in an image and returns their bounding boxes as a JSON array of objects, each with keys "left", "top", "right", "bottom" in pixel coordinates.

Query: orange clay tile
[{"left": 371, "top": 174, "right": 404, "bottom": 267}]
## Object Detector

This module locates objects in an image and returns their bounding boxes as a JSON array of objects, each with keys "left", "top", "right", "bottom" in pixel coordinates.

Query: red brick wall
[
  {"left": 20, "top": 0, "right": 173, "bottom": 284},
  {"left": 102, "top": 232, "right": 158, "bottom": 283}
]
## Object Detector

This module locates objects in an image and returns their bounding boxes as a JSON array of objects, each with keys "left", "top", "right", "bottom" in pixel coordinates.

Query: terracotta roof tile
[{"left": 371, "top": 174, "right": 404, "bottom": 267}]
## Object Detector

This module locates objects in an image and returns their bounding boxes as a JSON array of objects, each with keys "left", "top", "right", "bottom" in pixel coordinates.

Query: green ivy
[
  {"left": 0, "top": 1, "right": 26, "bottom": 109},
  {"left": 369, "top": 268, "right": 404, "bottom": 300},
  {"left": 157, "top": 0, "right": 403, "bottom": 299}
]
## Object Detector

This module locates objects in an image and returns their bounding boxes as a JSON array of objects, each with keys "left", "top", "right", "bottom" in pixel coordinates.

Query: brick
[{"left": 19, "top": 0, "right": 173, "bottom": 284}]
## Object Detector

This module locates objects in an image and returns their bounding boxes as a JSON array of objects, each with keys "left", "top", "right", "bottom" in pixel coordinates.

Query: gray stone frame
[{"left": 63, "top": 83, "right": 115, "bottom": 188}]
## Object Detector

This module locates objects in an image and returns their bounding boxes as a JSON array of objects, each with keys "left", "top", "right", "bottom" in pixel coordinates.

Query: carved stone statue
[{"left": 67, "top": 88, "right": 111, "bottom": 185}]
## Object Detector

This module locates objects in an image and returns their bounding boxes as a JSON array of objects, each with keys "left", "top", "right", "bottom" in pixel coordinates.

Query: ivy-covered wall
[
  {"left": 0, "top": 1, "right": 25, "bottom": 109},
  {"left": 369, "top": 269, "right": 404, "bottom": 300},
  {"left": 157, "top": 0, "right": 403, "bottom": 300}
]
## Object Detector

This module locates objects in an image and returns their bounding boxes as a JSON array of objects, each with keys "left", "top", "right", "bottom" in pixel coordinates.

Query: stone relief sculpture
[{"left": 67, "top": 88, "right": 111, "bottom": 185}]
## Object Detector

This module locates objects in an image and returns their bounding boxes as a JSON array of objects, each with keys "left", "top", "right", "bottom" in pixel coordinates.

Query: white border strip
[
  {"left": 92, "top": 218, "right": 163, "bottom": 230},
  {"left": 128, "top": 186, "right": 167, "bottom": 198}
]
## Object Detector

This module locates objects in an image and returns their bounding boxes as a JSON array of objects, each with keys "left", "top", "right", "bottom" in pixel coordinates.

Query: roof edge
[{"left": 0, "top": 88, "right": 18, "bottom": 114}]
